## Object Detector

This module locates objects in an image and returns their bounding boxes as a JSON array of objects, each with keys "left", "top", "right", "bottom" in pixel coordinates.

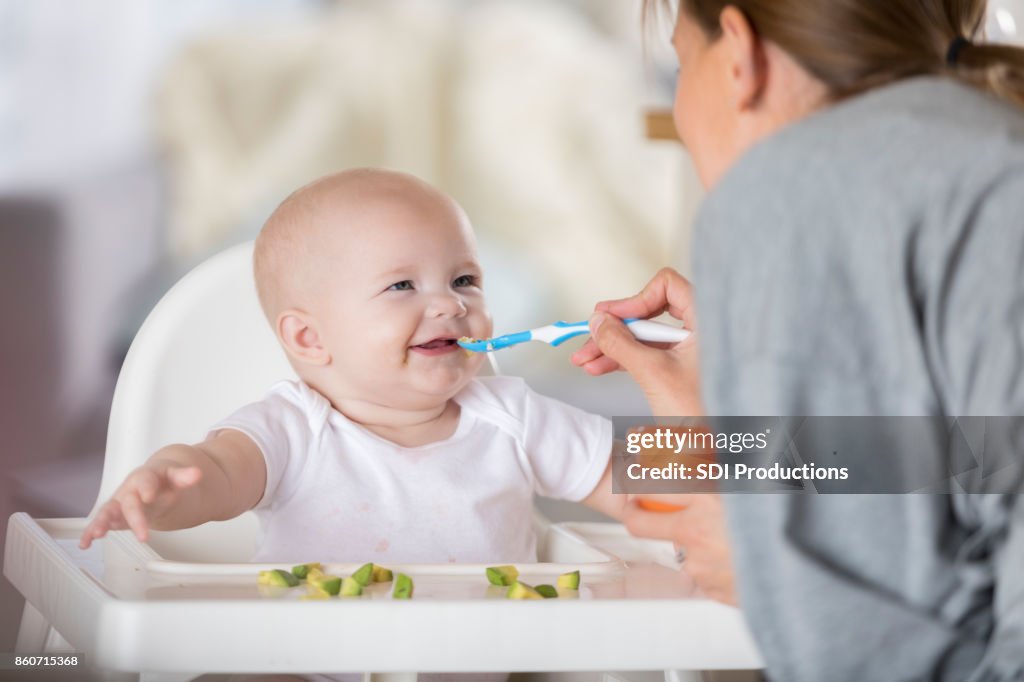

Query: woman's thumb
[{"left": 589, "top": 313, "right": 653, "bottom": 374}]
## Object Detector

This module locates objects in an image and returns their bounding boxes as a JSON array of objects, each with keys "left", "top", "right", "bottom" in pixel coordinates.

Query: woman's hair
[{"left": 646, "top": 0, "right": 1024, "bottom": 107}]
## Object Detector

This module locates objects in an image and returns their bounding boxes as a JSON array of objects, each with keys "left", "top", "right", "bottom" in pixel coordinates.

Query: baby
[{"left": 79, "top": 168, "right": 624, "bottom": 566}]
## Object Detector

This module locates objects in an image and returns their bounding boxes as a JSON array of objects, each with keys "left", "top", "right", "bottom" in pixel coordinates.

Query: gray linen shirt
[{"left": 693, "top": 77, "right": 1024, "bottom": 680}]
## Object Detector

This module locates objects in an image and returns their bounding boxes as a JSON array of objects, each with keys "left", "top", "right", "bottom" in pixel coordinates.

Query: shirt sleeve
[
  {"left": 934, "top": 173, "right": 1024, "bottom": 680},
  {"left": 514, "top": 380, "right": 614, "bottom": 501},
  {"left": 208, "top": 381, "right": 316, "bottom": 510}
]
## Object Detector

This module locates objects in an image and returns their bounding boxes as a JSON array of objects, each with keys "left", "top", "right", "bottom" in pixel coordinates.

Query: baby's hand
[{"left": 78, "top": 464, "right": 202, "bottom": 549}]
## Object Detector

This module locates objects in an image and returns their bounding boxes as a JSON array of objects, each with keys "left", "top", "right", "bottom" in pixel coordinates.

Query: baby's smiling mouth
[{"left": 409, "top": 337, "right": 462, "bottom": 355}]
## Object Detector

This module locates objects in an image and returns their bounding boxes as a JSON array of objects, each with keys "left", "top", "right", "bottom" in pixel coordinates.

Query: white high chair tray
[{"left": 5, "top": 513, "right": 763, "bottom": 675}]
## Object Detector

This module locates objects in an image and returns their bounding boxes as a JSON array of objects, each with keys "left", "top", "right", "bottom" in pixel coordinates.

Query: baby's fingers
[
  {"left": 119, "top": 491, "right": 151, "bottom": 543},
  {"left": 78, "top": 501, "right": 127, "bottom": 549},
  {"left": 134, "top": 468, "right": 162, "bottom": 505},
  {"left": 79, "top": 519, "right": 106, "bottom": 550},
  {"left": 166, "top": 465, "right": 202, "bottom": 489}
]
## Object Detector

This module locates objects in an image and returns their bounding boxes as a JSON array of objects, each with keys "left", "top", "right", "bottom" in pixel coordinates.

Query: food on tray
[
  {"left": 393, "top": 573, "right": 414, "bottom": 599},
  {"left": 352, "top": 562, "right": 375, "bottom": 587},
  {"left": 308, "top": 574, "right": 342, "bottom": 597},
  {"left": 485, "top": 565, "right": 520, "bottom": 586},
  {"left": 301, "top": 591, "right": 331, "bottom": 601},
  {"left": 534, "top": 584, "right": 558, "bottom": 599},
  {"left": 258, "top": 569, "right": 300, "bottom": 588},
  {"left": 506, "top": 581, "right": 543, "bottom": 600},
  {"left": 258, "top": 562, "right": 401, "bottom": 598},
  {"left": 557, "top": 570, "right": 580, "bottom": 590},
  {"left": 340, "top": 577, "right": 364, "bottom": 597},
  {"left": 291, "top": 562, "right": 322, "bottom": 579}
]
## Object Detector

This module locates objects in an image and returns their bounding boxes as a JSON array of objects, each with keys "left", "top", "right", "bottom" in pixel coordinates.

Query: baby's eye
[
  {"left": 387, "top": 280, "right": 414, "bottom": 291},
  {"left": 453, "top": 274, "right": 478, "bottom": 288}
]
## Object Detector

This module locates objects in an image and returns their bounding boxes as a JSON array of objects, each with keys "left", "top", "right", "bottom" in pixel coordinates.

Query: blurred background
[
  {"left": 0, "top": 0, "right": 693, "bottom": 651},
  {"left": 1, "top": 0, "right": 1022, "bottom": 655}
]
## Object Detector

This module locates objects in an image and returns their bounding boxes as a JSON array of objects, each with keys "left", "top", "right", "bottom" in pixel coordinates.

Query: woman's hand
[
  {"left": 623, "top": 493, "right": 738, "bottom": 605},
  {"left": 573, "top": 269, "right": 736, "bottom": 604},
  {"left": 571, "top": 267, "right": 702, "bottom": 416}
]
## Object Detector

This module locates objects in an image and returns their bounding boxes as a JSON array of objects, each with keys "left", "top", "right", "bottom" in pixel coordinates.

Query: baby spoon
[{"left": 457, "top": 318, "right": 689, "bottom": 353}]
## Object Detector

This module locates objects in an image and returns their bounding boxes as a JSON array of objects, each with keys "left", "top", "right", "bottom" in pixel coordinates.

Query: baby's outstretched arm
[
  {"left": 581, "top": 440, "right": 629, "bottom": 521},
  {"left": 78, "top": 429, "right": 265, "bottom": 549}
]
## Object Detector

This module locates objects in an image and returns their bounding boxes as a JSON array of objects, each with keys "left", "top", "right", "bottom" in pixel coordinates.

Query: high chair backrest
[
  {"left": 98, "top": 241, "right": 293, "bottom": 560},
  {"left": 98, "top": 240, "right": 497, "bottom": 562}
]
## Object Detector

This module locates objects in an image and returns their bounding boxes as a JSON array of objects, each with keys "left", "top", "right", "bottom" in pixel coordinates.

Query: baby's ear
[{"left": 276, "top": 310, "right": 330, "bottom": 366}]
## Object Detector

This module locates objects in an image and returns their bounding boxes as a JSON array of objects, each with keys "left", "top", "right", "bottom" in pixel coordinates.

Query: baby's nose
[{"left": 427, "top": 291, "right": 468, "bottom": 317}]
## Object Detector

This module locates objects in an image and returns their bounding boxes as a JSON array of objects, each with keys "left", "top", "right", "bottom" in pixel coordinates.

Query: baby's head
[{"left": 254, "top": 169, "right": 492, "bottom": 412}]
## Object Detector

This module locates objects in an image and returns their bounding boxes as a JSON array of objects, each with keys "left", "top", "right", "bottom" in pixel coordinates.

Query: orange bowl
[{"left": 637, "top": 499, "right": 685, "bottom": 513}]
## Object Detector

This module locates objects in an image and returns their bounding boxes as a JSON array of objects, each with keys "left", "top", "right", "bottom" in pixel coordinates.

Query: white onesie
[{"left": 213, "top": 376, "right": 612, "bottom": 564}]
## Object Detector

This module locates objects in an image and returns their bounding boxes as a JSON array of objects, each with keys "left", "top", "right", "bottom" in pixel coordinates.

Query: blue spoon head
[
  {"left": 457, "top": 331, "right": 532, "bottom": 353},
  {"left": 456, "top": 337, "right": 494, "bottom": 353}
]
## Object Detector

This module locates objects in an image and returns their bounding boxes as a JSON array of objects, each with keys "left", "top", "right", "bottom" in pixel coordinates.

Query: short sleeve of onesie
[
  {"left": 462, "top": 377, "right": 613, "bottom": 501},
  {"left": 209, "top": 381, "right": 328, "bottom": 510}
]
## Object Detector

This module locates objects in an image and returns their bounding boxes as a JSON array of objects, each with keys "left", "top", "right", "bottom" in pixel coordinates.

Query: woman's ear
[
  {"left": 277, "top": 309, "right": 331, "bottom": 366},
  {"left": 719, "top": 6, "right": 768, "bottom": 110}
]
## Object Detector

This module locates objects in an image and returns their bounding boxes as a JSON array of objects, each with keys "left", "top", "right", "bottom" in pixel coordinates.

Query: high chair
[{"left": 5, "top": 241, "right": 762, "bottom": 682}]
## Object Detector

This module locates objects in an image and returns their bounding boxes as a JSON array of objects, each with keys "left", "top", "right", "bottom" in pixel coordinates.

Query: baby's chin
[{"left": 404, "top": 359, "right": 482, "bottom": 400}]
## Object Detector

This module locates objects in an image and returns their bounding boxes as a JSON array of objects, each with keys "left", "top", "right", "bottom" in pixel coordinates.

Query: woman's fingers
[
  {"left": 597, "top": 268, "right": 697, "bottom": 327},
  {"left": 585, "top": 310, "right": 702, "bottom": 416},
  {"left": 570, "top": 338, "right": 602, "bottom": 365},
  {"left": 580, "top": 356, "right": 622, "bottom": 376},
  {"left": 621, "top": 500, "right": 686, "bottom": 542},
  {"left": 588, "top": 313, "right": 667, "bottom": 382},
  {"left": 571, "top": 339, "right": 621, "bottom": 374},
  {"left": 573, "top": 268, "right": 696, "bottom": 377},
  {"left": 622, "top": 494, "right": 738, "bottom": 605}
]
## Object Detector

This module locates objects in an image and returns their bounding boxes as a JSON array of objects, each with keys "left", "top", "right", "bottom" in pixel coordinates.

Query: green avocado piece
[
  {"left": 291, "top": 562, "right": 322, "bottom": 580},
  {"left": 534, "top": 584, "right": 558, "bottom": 599},
  {"left": 485, "top": 565, "right": 520, "bottom": 586},
  {"left": 393, "top": 573, "right": 414, "bottom": 599},
  {"left": 556, "top": 570, "right": 581, "bottom": 590},
  {"left": 258, "top": 569, "right": 300, "bottom": 588},
  {"left": 340, "top": 577, "right": 364, "bottom": 597},
  {"left": 507, "top": 581, "right": 543, "bottom": 600},
  {"left": 352, "top": 562, "right": 375, "bottom": 587},
  {"left": 309, "top": 574, "right": 342, "bottom": 596},
  {"left": 372, "top": 566, "right": 394, "bottom": 583}
]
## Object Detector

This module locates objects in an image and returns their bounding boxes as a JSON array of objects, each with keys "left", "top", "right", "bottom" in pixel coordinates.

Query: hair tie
[{"left": 946, "top": 36, "right": 971, "bottom": 66}]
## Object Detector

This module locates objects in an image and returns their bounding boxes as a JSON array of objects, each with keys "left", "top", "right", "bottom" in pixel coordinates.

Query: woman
[{"left": 572, "top": 1, "right": 1024, "bottom": 679}]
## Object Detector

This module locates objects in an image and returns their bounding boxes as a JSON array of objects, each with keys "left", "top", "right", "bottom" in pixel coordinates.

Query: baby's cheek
[{"left": 472, "top": 308, "right": 494, "bottom": 339}]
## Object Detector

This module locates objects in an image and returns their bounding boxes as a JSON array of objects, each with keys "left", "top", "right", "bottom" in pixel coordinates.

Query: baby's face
[{"left": 307, "top": 197, "right": 492, "bottom": 409}]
